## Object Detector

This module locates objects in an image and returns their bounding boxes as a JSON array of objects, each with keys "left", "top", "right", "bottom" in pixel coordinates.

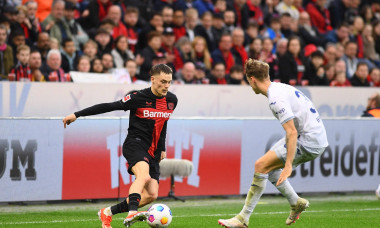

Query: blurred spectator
[
  {"left": 228, "top": 64, "right": 247, "bottom": 85},
  {"left": 329, "top": 0, "right": 360, "bottom": 28},
  {"left": 278, "top": 36, "right": 306, "bottom": 85},
  {"left": 297, "top": 11, "right": 324, "bottom": 47},
  {"left": 83, "top": 39, "right": 98, "bottom": 61},
  {"left": 172, "top": 9, "right": 186, "bottom": 41},
  {"left": 151, "top": 52, "right": 167, "bottom": 66},
  {"left": 342, "top": 41, "right": 359, "bottom": 78},
  {"left": 76, "top": 55, "right": 91, "bottom": 72},
  {"left": 259, "top": 37, "right": 280, "bottom": 81},
  {"left": 231, "top": 28, "right": 248, "bottom": 66},
  {"left": 137, "top": 12, "right": 164, "bottom": 52},
  {"left": 223, "top": 10, "right": 236, "bottom": 34},
  {"left": 123, "top": 7, "right": 139, "bottom": 54},
  {"left": 98, "top": 18, "right": 115, "bottom": 36},
  {"left": 324, "top": 63, "right": 335, "bottom": 83},
  {"left": 161, "top": 27, "right": 182, "bottom": 71},
  {"left": 335, "top": 59, "right": 347, "bottom": 75},
  {"left": 263, "top": 17, "right": 284, "bottom": 48},
  {"left": 335, "top": 42, "right": 345, "bottom": 59},
  {"left": 304, "top": 50, "right": 329, "bottom": 86},
  {"left": 23, "top": 0, "right": 53, "bottom": 22},
  {"left": 90, "top": 57, "right": 104, "bottom": 73},
  {"left": 280, "top": 12, "right": 295, "bottom": 38},
  {"left": 125, "top": 59, "right": 138, "bottom": 82},
  {"left": 29, "top": 50, "right": 44, "bottom": 81},
  {"left": 214, "top": 0, "right": 227, "bottom": 13},
  {"left": 362, "top": 24, "right": 380, "bottom": 64},
  {"left": 330, "top": 69, "right": 352, "bottom": 87},
  {"left": 193, "top": 0, "right": 214, "bottom": 17},
  {"left": 80, "top": 0, "right": 112, "bottom": 32},
  {"left": 9, "top": 30, "right": 26, "bottom": 63},
  {"left": 351, "top": 16, "right": 365, "bottom": 58},
  {"left": 176, "top": 36, "right": 192, "bottom": 65},
  {"left": 248, "top": 37, "right": 262, "bottom": 60},
  {"left": 262, "top": 0, "right": 280, "bottom": 26},
  {"left": 8, "top": 45, "right": 32, "bottom": 81},
  {"left": 111, "top": 36, "right": 134, "bottom": 69},
  {"left": 360, "top": 5, "right": 376, "bottom": 25},
  {"left": 306, "top": 0, "right": 332, "bottom": 34},
  {"left": 212, "top": 12, "right": 227, "bottom": 46},
  {"left": 3, "top": 5, "right": 19, "bottom": 24},
  {"left": 40, "top": 49, "right": 68, "bottom": 82},
  {"left": 154, "top": 0, "right": 187, "bottom": 12},
  {"left": 245, "top": 21, "right": 260, "bottom": 46},
  {"left": 137, "top": 31, "right": 165, "bottom": 81},
  {"left": 369, "top": 67, "right": 380, "bottom": 87},
  {"left": 194, "top": 11, "right": 218, "bottom": 51},
  {"left": 11, "top": 5, "right": 38, "bottom": 45},
  {"left": 209, "top": 62, "right": 227, "bottom": 84},
  {"left": 191, "top": 36, "right": 212, "bottom": 71},
  {"left": 175, "top": 61, "right": 196, "bottom": 84},
  {"left": 275, "top": 38, "right": 288, "bottom": 58},
  {"left": 350, "top": 62, "right": 370, "bottom": 86},
  {"left": 246, "top": 0, "right": 264, "bottom": 26},
  {"left": 0, "top": 25, "right": 14, "bottom": 80},
  {"left": 162, "top": 6, "right": 174, "bottom": 27},
  {"left": 211, "top": 33, "right": 234, "bottom": 74},
  {"left": 373, "top": 21, "right": 380, "bottom": 57},
  {"left": 362, "top": 93, "right": 380, "bottom": 117},
  {"left": 63, "top": 1, "right": 89, "bottom": 50},
  {"left": 101, "top": 53, "right": 114, "bottom": 73},
  {"left": 61, "top": 38, "right": 80, "bottom": 73},
  {"left": 324, "top": 23, "right": 351, "bottom": 46},
  {"left": 94, "top": 28, "right": 112, "bottom": 57},
  {"left": 276, "top": 0, "right": 299, "bottom": 20},
  {"left": 229, "top": 0, "right": 250, "bottom": 29},
  {"left": 24, "top": 1, "right": 42, "bottom": 34},
  {"left": 193, "top": 62, "right": 209, "bottom": 84},
  {"left": 324, "top": 43, "right": 338, "bottom": 65},
  {"left": 37, "top": 32, "right": 50, "bottom": 62},
  {"left": 185, "top": 8, "right": 199, "bottom": 42},
  {"left": 107, "top": 5, "right": 127, "bottom": 40},
  {"left": 49, "top": 37, "right": 60, "bottom": 50},
  {"left": 41, "top": 0, "right": 65, "bottom": 35}
]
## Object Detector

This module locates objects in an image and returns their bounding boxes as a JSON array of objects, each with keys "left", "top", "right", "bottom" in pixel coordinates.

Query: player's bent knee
[{"left": 137, "top": 174, "right": 152, "bottom": 184}]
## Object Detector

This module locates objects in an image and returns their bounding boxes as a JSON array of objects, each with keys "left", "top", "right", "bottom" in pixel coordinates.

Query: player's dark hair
[
  {"left": 150, "top": 64, "right": 173, "bottom": 76},
  {"left": 245, "top": 58, "right": 270, "bottom": 81}
]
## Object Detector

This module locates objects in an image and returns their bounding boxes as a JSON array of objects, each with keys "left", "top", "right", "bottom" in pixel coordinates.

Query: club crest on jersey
[
  {"left": 168, "top": 102, "right": 174, "bottom": 110},
  {"left": 122, "top": 94, "right": 131, "bottom": 102}
]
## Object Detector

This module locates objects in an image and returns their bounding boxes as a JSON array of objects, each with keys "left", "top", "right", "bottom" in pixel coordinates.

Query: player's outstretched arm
[{"left": 63, "top": 113, "right": 77, "bottom": 128}]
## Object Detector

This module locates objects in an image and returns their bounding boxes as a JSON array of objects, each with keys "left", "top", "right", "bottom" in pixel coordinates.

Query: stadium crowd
[{"left": 0, "top": 0, "right": 380, "bottom": 86}]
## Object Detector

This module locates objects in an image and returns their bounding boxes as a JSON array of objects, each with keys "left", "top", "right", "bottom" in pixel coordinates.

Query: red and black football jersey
[
  {"left": 74, "top": 87, "right": 177, "bottom": 159},
  {"left": 120, "top": 88, "right": 177, "bottom": 158}
]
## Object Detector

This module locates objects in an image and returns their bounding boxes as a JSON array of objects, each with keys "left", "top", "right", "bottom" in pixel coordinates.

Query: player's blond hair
[{"left": 245, "top": 59, "right": 270, "bottom": 81}]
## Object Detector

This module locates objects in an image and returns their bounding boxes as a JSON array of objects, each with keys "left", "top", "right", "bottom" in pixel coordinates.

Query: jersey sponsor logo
[
  {"left": 275, "top": 108, "right": 285, "bottom": 115},
  {"left": 143, "top": 110, "right": 172, "bottom": 118},
  {"left": 269, "top": 101, "right": 276, "bottom": 106},
  {"left": 122, "top": 94, "right": 131, "bottom": 102},
  {"left": 168, "top": 102, "right": 174, "bottom": 110}
]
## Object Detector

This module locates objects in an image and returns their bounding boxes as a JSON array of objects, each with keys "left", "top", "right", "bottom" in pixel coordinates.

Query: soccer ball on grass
[{"left": 147, "top": 203, "right": 172, "bottom": 227}]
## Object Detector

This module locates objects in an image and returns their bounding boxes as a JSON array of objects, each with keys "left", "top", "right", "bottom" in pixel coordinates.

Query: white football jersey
[{"left": 267, "top": 82, "right": 328, "bottom": 148}]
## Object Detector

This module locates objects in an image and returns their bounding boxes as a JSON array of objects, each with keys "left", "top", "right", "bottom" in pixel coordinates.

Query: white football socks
[
  {"left": 268, "top": 169, "right": 298, "bottom": 205},
  {"left": 238, "top": 172, "right": 268, "bottom": 224}
]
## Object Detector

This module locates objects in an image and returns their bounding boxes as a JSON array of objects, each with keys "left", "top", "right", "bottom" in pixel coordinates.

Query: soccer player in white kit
[{"left": 218, "top": 59, "right": 329, "bottom": 228}]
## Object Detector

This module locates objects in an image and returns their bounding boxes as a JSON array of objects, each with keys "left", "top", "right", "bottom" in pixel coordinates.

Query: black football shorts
[{"left": 122, "top": 137, "right": 160, "bottom": 181}]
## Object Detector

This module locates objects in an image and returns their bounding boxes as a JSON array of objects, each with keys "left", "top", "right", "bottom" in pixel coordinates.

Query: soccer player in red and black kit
[{"left": 62, "top": 64, "right": 177, "bottom": 228}]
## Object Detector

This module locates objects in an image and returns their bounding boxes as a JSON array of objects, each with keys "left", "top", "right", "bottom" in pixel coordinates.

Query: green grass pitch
[{"left": 0, "top": 194, "right": 379, "bottom": 228}]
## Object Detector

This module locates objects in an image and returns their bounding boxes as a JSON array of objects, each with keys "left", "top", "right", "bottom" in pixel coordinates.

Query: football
[
  {"left": 147, "top": 203, "right": 172, "bottom": 227},
  {"left": 376, "top": 184, "right": 380, "bottom": 200}
]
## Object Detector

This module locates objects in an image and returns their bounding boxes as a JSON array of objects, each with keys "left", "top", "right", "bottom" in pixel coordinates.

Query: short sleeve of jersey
[
  {"left": 269, "top": 97, "right": 295, "bottom": 125},
  {"left": 119, "top": 92, "right": 138, "bottom": 111}
]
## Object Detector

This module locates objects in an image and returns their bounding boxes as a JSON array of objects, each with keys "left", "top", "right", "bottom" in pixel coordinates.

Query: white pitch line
[{"left": 1, "top": 208, "right": 380, "bottom": 225}]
